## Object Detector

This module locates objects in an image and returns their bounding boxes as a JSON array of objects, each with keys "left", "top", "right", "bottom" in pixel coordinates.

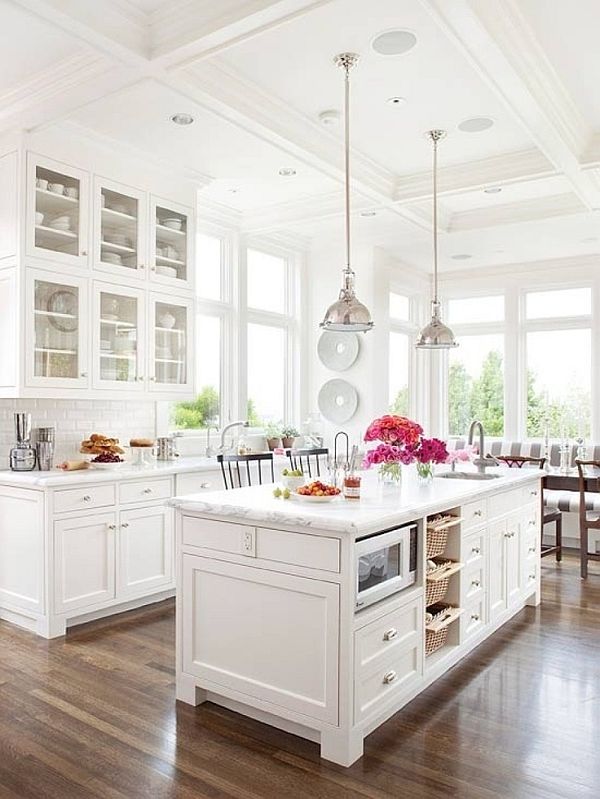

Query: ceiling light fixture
[
  {"left": 320, "top": 53, "right": 373, "bottom": 334},
  {"left": 372, "top": 29, "right": 417, "bottom": 56},
  {"left": 484, "top": 186, "right": 502, "bottom": 194},
  {"left": 458, "top": 116, "right": 494, "bottom": 133},
  {"left": 416, "top": 130, "right": 458, "bottom": 350},
  {"left": 387, "top": 96, "right": 406, "bottom": 107},
  {"left": 360, "top": 210, "right": 377, "bottom": 217},
  {"left": 278, "top": 168, "right": 297, "bottom": 176},
  {"left": 451, "top": 254, "right": 472, "bottom": 260},
  {"left": 170, "top": 113, "right": 194, "bottom": 126},
  {"left": 319, "top": 109, "right": 340, "bottom": 127}
]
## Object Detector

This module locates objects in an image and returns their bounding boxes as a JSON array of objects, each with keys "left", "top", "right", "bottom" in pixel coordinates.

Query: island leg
[
  {"left": 176, "top": 674, "right": 207, "bottom": 706},
  {"left": 320, "top": 728, "right": 364, "bottom": 767}
]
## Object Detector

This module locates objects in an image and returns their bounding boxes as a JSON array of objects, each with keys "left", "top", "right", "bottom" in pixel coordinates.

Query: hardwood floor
[{"left": 0, "top": 554, "right": 598, "bottom": 799}]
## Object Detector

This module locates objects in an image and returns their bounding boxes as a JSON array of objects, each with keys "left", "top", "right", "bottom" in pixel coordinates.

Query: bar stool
[{"left": 217, "top": 453, "right": 274, "bottom": 489}]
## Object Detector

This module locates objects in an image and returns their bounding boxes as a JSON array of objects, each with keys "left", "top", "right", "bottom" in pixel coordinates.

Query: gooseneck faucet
[
  {"left": 467, "top": 420, "right": 498, "bottom": 474},
  {"left": 219, "top": 420, "right": 250, "bottom": 453}
]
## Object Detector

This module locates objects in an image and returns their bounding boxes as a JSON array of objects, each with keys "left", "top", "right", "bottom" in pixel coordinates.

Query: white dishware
[
  {"left": 282, "top": 475, "right": 306, "bottom": 491},
  {"left": 289, "top": 491, "right": 340, "bottom": 503},
  {"left": 162, "top": 217, "right": 183, "bottom": 231},
  {"left": 91, "top": 461, "right": 124, "bottom": 470},
  {"left": 35, "top": 212, "right": 44, "bottom": 226},
  {"left": 159, "top": 311, "right": 176, "bottom": 329},
  {"left": 317, "top": 379, "right": 358, "bottom": 423},
  {"left": 157, "top": 265, "right": 178, "bottom": 278},
  {"left": 317, "top": 331, "right": 360, "bottom": 371},
  {"left": 103, "top": 253, "right": 122, "bottom": 265},
  {"left": 48, "top": 183, "right": 65, "bottom": 194},
  {"left": 64, "top": 186, "right": 78, "bottom": 199},
  {"left": 101, "top": 194, "right": 106, "bottom": 207},
  {"left": 36, "top": 178, "right": 49, "bottom": 190},
  {"left": 163, "top": 245, "right": 178, "bottom": 260}
]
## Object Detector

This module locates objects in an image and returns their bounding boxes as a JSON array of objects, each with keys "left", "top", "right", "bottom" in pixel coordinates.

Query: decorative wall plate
[
  {"left": 317, "top": 379, "right": 358, "bottom": 423},
  {"left": 317, "top": 331, "right": 359, "bottom": 372}
]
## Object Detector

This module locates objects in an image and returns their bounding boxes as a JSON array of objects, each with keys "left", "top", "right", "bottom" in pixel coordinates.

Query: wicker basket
[
  {"left": 425, "top": 625, "right": 449, "bottom": 657},
  {"left": 425, "top": 576, "right": 450, "bottom": 606},
  {"left": 426, "top": 527, "right": 449, "bottom": 558}
]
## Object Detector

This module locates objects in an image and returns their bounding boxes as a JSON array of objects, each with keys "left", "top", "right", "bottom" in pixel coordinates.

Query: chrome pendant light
[
  {"left": 320, "top": 53, "right": 374, "bottom": 333},
  {"left": 416, "top": 130, "right": 458, "bottom": 349}
]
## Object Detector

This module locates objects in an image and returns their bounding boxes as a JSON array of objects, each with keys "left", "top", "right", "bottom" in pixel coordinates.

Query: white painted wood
[
  {"left": 354, "top": 597, "right": 422, "bottom": 674},
  {"left": 119, "top": 476, "right": 172, "bottom": 505},
  {"left": 181, "top": 554, "right": 340, "bottom": 724},
  {"left": 117, "top": 504, "right": 173, "bottom": 598},
  {"left": 93, "top": 175, "right": 147, "bottom": 279},
  {"left": 461, "top": 594, "right": 487, "bottom": 642},
  {"left": 506, "top": 512, "right": 523, "bottom": 608},
  {"left": 148, "top": 291, "right": 194, "bottom": 394},
  {"left": 175, "top": 470, "right": 220, "bottom": 495},
  {"left": 53, "top": 483, "right": 116, "bottom": 514},
  {"left": 0, "top": 151, "right": 18, "bottom": 262},
  {"left": 488, "top": 519, "right": 507, "bottom": 622},
  {"left": 53, "top": 511, "right": 116, "bottom": 613},
  {"left": 255, "top": 526, "right": 340, "bottom": 573},
  {"left": 149, "top": 196, "right": 193, "bottom": 291},
  {"left": 0, "top": 269, "right": 18, "bottom": 390},
  {"left": 182, "top": 516, "right": 256, "bottom": 556},
  {"left": 0, "top": 487, "right": 44, "bottom": 613},
  {"left": 461, "top": 498, "right": 487, "bottom": 531}
]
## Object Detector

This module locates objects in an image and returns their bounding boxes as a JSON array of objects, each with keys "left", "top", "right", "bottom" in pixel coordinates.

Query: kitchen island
[{"left": 171, "top": 466, "right": 543, "bottom": 767}]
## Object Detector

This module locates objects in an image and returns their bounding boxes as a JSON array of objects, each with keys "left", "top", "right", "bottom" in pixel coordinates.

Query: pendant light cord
[
  {"left": 344, "top": 62, "right": 351, "bottom": 272},
  {"left": 432, "top": 133, "right": 438, "bottom": 305}
]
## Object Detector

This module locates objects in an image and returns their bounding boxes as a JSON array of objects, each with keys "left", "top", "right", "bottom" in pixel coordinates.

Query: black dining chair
[
  {"left": 287, "top": 448, "right": 329, "bottom": 479},
  {"left": 217, "top": 453, "right": 275, "bottom": 490}
]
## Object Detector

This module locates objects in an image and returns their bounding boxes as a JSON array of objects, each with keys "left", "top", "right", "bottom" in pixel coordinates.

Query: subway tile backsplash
[{"left": 0, "top": 399, "right": 156, "bottom": 468}]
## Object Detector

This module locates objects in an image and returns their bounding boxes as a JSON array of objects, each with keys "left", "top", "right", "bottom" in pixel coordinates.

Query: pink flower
[
  {"left": 364, "top": 415, "right": 423, "bottom": 448},
  {"left": 362, "top": 443, "right": 417, "bottom": 469},
  {"left": 415, "top": 437, "right": 449, "bottom": 465},
  {"left": 446, "top": 446, "right": 474, "bottom": 465}
]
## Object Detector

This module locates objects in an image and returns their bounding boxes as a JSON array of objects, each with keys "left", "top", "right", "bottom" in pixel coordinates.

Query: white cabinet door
[
  {"left": 150, "top": 196, "right": 193, "bottom": 289},
  {"left": 181, "top": 555, "right": 339, "bottom": 724},
  {"left": 54, "top": 512, "right": 116, "bottom": 613},
  {"left": 117, "top": 505, "right": 173, "bottom": 598},
  {"left": 26, "top": 269, "right": 89, "bottom": 389},
  {"left": 148, "top": 293, "right": 193, "bottom": 394},
  {"left": 93, "top": 281, "right": 145, "bottom": 390},
  {"left": 505, "top": 513, "right": 522, "bottom": 609},
  {"left": 488, "top": 520, "right": 507, "bottom": 622},
  {"left": 27, "top": 153, "right": 89, "bottom": 268},
  {"left": 93, "top": 176, "right": 147, "bottom": 279}
]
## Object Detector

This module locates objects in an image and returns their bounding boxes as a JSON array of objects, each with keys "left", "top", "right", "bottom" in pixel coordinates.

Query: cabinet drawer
[
  {"left": 463, "top": 530, "right": 485, "bottom": 566},
  {"left": 354, "top": 637, "right": 421, "bottom": 724},
  {"left": 256, "top": 528, "right": 339, "bottom": 573},
  {"left": 522, "top": 483, "right": 541, "bottom": 505},
  {"left": 524, "top": 561, "right": 538, "bottom": 591},
  {"left": 489, "top": 489, "right": 520, "bottom": 520},
  {"left": 54, "top": 483, "right": 116, "bottom": 514},
  {"left": 355, "top": 598, "right": 422, "bottom": 672},
  {"left": 461, "top": 499, "right": 486, "bottom": 531},
  {"left": 461, "top": 595, "right": 486, "bottom": 642},
  {"left": 182, "top": 516, "right": 255, "bottom": 556},
  {"left": 462, "top": 562, "right": 485, "bottom": 602},
  {"left": 119, "top": 478, "right": 172, "bottom": 505}
]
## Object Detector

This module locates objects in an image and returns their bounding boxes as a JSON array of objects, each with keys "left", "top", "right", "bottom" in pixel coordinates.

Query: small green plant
[
  {"left": 264, "top": 422, "right": 282, "bottom": 439},
  {"left": 281, "top": 425, "right": 299, "bottom": 438}
]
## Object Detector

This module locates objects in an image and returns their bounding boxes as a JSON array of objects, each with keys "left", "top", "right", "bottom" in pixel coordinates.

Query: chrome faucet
[
  {"left": 467, "top": 420, "right": 498, "bottom": 474},
  {"left": 219, "top": 420, "right": 250, "bottom": 453}
]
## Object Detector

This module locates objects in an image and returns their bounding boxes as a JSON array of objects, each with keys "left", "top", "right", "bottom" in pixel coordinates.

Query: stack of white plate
[
  {"left": 103, "top": 252, "right": 122, "bottom": 265},
  {"left": 162, "top": 218, "right": 183, "bottom": 231},
  {"left": 49, "top": 215, "right": 72, "bottom": 232}
]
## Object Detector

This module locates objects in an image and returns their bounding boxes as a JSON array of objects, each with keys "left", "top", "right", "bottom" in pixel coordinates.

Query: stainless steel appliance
[
  {"left": 9, "top": 413, "right": 37, "bottom": 471},
  {"left": 155, "top": 435, "right": 178, "bottom": 461},
  {"left": 355, "top": 522, "right": 417, "bottom": 611},
  {"left": 34, "top": 426, "right": 55, "bottom": 471}
]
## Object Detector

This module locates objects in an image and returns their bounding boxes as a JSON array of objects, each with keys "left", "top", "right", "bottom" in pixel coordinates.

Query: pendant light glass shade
[
  {"left": 416, "top": 130, "right": 457, "bottom": 350},
  {"left": 320, "top": 53, "right": 373, "bottom": 333}
]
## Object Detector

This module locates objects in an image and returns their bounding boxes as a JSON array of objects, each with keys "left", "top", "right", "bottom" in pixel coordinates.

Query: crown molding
[
  {"left": 197, "top": 195, "right": 242, "bottom": 229},
  {"left": 241, "top": 191, "right": 346, "bottom": 233},
  {"left": 448, "top": 192, "right": 584, "bottom": 232},
  {"left": 244, "top": 229, "right": 310, "bottom": 253},
  {"left": 438, "top": 252, "right": 600, "bottom": 283}
]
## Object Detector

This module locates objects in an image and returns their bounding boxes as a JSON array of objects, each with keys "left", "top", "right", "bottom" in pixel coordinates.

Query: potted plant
[
  {"left": 281, "top": 425, "right": 299, "bottom": 449},
  {"left": 265, "top": 423, "right": 282, "bottom": 451}
]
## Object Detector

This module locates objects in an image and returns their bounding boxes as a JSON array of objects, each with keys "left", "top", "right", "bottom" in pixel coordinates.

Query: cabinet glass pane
[
  {"left": 34, "top": 280, "right": 79, "bottom": 379},
  {"left": 35, "top": 166, "right": 80, "bottom": 256},
  {"left": 155, "top": 206, "right": 187, "bottom": 281},
  {"left": 155, "top": 302, "right": 187, "bottom": 385},
  {"left": 100, "top": 188, "right": 138, "bottom": 271},
  {"left": 99, "top": 292, "right": 138, "bottom": 382}
]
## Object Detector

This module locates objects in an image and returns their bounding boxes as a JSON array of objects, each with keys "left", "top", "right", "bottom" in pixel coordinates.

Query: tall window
[{"left": 388, "top": 291, "right": 417, "bottom": 417}]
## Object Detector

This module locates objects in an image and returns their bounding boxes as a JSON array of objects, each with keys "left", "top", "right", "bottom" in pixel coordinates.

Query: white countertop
[
  {"left": 169, "top": 466, "right": 542, "bottom": 536},
  {"left": 0, "top": 456, "right": 220, "bottom": 488}
]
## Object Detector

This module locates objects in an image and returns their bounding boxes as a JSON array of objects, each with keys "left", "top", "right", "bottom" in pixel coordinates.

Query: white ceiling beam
[
  {"left": 448, "top": 192, "right": 585, "bottom": 232},
  {"left": 419, "top": 0, "right": 600, "bottom": 210}
]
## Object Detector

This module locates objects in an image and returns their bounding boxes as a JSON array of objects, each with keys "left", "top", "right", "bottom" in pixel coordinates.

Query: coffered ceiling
[{"left": 3, "top": 0, "right": 600, "bottom": 273}]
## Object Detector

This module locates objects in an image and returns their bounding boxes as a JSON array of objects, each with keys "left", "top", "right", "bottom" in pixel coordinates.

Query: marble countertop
[
  {"left": 0, "top": 456, "right": 221, "bottom": 488},
  {"left": 169, "top": 466, "right": 542, "bottom": 536}
]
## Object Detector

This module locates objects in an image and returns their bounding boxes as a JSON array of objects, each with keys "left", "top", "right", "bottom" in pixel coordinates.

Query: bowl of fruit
[
  {"left": 291, "top": 480, "right": 341, "bottom": 503},
  {"left": 90, "top": 451, "right": 125, "bottom": 470},
  {"left": 281, "top": 468, "right": 306, "bottom": 491}
]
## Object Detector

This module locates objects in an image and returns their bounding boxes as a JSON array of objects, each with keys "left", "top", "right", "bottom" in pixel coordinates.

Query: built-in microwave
[{"left": 355, "top": 522, "right": 417, "bottom": 612}]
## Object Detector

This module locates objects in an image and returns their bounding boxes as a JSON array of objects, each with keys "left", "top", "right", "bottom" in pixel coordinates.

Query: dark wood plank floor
[{"left": 0, "top": 554, "right": 598, "bottom": 799}]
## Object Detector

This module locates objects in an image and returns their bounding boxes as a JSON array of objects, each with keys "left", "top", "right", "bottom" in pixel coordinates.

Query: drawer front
[
  {"left": 175, "top": 471, "right": 219, "bottom": 496},
  {"left": 523, "top": 561, "right": 538, "bottom": 591},
  {"left": 461, "top": 595, "right": 486, "bottom": 642},
  {"left": 462, "top": 561, "right": 485, "bottom": 602},
  {"left": 355, "top": 598, "right": 422, "bottom": 671},
  {"left": 463, "top": 529, "right": 485, "bottom": 567},
  {"left": 256, "top": 528, "right": 339, "bottom": 573},
  {"left": 355, "top": 640, "right": 421, "bottom": 724},
  {"left": 489, "top": 488, "right": 521, "bottom": 520},
  {"left": 119, "top": 477, "right": 172, "bottom": 505},
  {"left": 54, "top": 483, "right": 116, "bottom": 514},
  {"left": 524, "top": 524, "right": 539, "bottom": 559},
  {"left": 182, "top": 516, "right": 256, "bottom": 557},
  {"left": 522, "top": 483, "right": 541, "bottom": 505},
  {"left": 461, "top": 499, "right": 486, "bottom": 531}
]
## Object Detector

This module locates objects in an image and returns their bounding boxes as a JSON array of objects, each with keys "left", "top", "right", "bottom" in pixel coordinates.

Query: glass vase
[
  {"left": 378, "top": 462, "right": 402, "bottom": 486},
  {"left": 416, "top": 461, "right": 434, "bottom": 484}
]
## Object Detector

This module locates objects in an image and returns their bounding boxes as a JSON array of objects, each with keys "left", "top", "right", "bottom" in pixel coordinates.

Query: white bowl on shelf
[
  {"left": 48, "top": 183, "right": 65, "bottom": 195},
  {"left": 64, "top": 187, "right": 78, "bottom": 199},
  {"left": 103, "top": 253, "right": 122, "bottom": 265},
  {"left": 162, "top": 218, "right": 183, "bottom": 231},
  {"left": 36, "top": 178, "right": 49, "bottom": 190},
  {"left": 35, "top": 212, "right": 44, "bottom": 226}
]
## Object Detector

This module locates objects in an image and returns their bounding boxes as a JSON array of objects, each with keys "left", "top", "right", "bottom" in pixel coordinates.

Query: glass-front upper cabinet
[
  {"left": 150, "top": 197, "right": 192, "bottom": 288},
  {"left": 26, "top": 270, "right": 89, "bottom": 388},
  {"left": 27, "top": 153, "right": 89, "bottom": 268},
  {"left": 149, "top": 295, "right": 193, "bottom": 392},
  {"left": 94, "top": 177, "right": 146, "bottom": 278},
  {"left": 93, "top": 283, "right": 144, "bottom": 390}
]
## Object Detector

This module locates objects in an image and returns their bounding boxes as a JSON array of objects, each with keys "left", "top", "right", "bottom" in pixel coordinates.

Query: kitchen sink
[{"left": 436, "top": 471, "right": 501, "bottom": 481}]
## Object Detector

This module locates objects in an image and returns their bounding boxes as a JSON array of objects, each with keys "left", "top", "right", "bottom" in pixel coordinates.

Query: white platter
[
  {"left": 317, "top": 378, "right": 358, "bottom": 423},
  {"left": 289, "top": 491, "right": 341, "bottom": 503},
  {"left": 317, "top": 331, "right": 359, "bottom": 371}
]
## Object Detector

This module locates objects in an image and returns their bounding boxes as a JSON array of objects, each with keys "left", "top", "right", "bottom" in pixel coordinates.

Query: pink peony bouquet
[
  {"left": 363, "top": 443, "right": 417, "bottom": 469},
  {"left": 364, "top": 415, "right": 423, "bottom": 449}
]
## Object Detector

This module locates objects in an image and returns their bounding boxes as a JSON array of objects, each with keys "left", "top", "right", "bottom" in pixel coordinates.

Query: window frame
[{"left": 388, "top": 288, "right": 421, "bottom": 420}]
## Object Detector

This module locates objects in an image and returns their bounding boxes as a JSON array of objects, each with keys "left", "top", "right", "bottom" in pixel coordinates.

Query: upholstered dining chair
[
  {"left": 217, "top": 453, "right": 274, "bottom": 490},
  {"left": 575, "top": 459, "right": 600, "bottom": 578},
  {"left": 494, "top": 454, "right": 562, "bottom": 561}
]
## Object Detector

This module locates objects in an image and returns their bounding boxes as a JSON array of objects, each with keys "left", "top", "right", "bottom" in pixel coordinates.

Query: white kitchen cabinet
[
  {"left": 149, "top": 293, "right": 193, "bottom": 393},
  {"left": 93, "top": 281, "right": 145, "bottom": 390},
  {"left": 150, "top": 196, "right": 192, "bottom": 289},
  {"left": 94, "top": 177, "right": 146, "bottom": 279},
  {"left": 26, "top": 268, "right": 89, "bottom": 389},
  {"left": 27, "top": 153, "right": 89, "bottom": 268},
  {"left": 489, "top": 515, "right": 522, "bottom": 622},
  {"left": 54, "top": 512, "right": 116, "bottom": 613},
  {"left": 181, "top": 554, "right": 340, "bottom": 724},
  {"left": 117, "top": 504, "right": 173, "bottom": 598},
  {"left": 505, "top": 512, "right": 522, "bottom": 608}
]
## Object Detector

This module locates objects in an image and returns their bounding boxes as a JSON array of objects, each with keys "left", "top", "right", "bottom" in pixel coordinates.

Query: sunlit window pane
[
  {"left": 389, "top": 292, "right": 410, "bottom": 321},
  {"left": 448, "top": 295, "right": 504, "bottom": 324},
  {"left": 389, "top": 332, "right": 409, "bottom": 415},
  {"left": 247, "top": 249, "right": 286, "bottom": 313},
  {"left": 448, "top": 334, "right": 504, "bottom": 437},
  {"left": 526, "top": 288, "right": 591, "bottom": 319},
  {"left": 196, "top": 233, "right": 222, "bottom": 300},
  {"left": 248, "top": 323, "right": 285, "bottom": 424},
  {"left": 526, "top": 329, "right": 590, "bottom": 437},
  {"left": 171, "top": 315, "right": 220, "bottom": 429}
]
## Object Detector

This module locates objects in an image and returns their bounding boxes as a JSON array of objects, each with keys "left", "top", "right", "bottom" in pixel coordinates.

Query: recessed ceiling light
[
  {"left": 318, "top": 109, "right": 340, "bottom": 127},
  {"left": 360, "top": 211, "right": 377, "bottom": 217},
  {"left": 372, "top": 29, "right": 417, "bottom": 56},
  {"left": 227, "top": 188, "right": 240, "bottom": 194},
  {"left": 387, "top": 96, "right": 406, "bottom": 107},
  {"left": 458, "top": 117, "right": 494, "bottom": 133},
  {"left": 278, "top": 168, "right": 297, "bottom": 177},
  {"left": 170, "top": 113, "right": 194, "bottom": 126},
  {"left": 484, "top": 186, "right": 502, "bottom": 194},
  {"left": 451, "top": 254, "right": 472, "bottom": 260}
]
